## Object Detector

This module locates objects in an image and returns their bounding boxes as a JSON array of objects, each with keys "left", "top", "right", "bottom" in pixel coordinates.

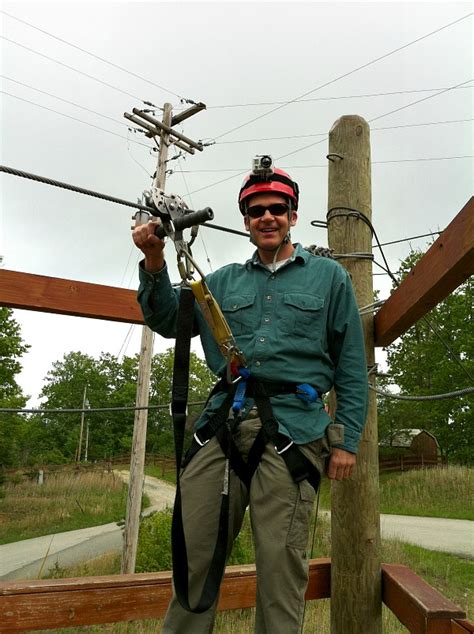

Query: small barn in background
[{"left": 380, "top": 428, "right": 440, "bottom": 460}]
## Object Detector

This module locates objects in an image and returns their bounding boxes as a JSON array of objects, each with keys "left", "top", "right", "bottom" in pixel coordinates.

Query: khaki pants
[{"left": 163, "top": 418, "right": 330, "bottom": 634}]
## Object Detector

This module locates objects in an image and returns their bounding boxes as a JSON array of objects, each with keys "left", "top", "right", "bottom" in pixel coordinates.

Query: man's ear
[
  {"left": 244, "top": 215, "right": 250, "bottom": 231},
  {"left": 290, "top": 211, "right": 298, "bottom": 226}
]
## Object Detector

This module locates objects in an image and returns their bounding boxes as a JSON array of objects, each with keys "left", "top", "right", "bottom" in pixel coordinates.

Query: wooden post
[
  {"left": 121, "top": 103, "right": 173, "bottom": 574},
  {"left": 327, "top": 115, "right": 382, "bottom": 633},
  {"left": 75, "top": 385, "right": 88, "bottom": 462}
]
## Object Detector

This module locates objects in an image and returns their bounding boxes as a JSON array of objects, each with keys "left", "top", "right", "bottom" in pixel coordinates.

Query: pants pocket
[{"left": 286, "top": 479, "right": 316, "bottom": 550}]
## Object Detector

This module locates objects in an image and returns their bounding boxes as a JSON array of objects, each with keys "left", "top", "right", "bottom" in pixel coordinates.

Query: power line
[
  {"left": 188, "top": 79, "right": 473, "bottom": 195},
  {"left": 1, "top": 74, "right": 130, "bottom": 130},
  {"left": 1, "top": 90, "right": 152, "bottom": 148},
  {"left": 173, "top": 155, "right": 474, "bottom": 174},
  {"left": 376, "top": 231, "right": 442, "bottom": 248},
  {"left": 205, "top": 85, "right": 473, "bottom": 109},
  {"left": 1, "top": 9, "right": 186, "bottom": 101},
  {"left": 2, "top": 35, "right": 146, "bottom": 102},
  {"left": 369, "top": 79, "right": 474, "bottom": 124},
  {"left": 213, "top": 118, "right": 474, "bottom": 145},
  {"left": 211, "top": 12, "right": 473, "bottom": 141},
  {"left": 276, "top": 79, "right": 473, "bottom": 162}
]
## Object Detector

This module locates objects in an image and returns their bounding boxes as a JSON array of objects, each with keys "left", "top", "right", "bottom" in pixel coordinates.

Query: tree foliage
[
  {"left": 378, "top": 249, "right": 473, "bottom": 464},
  {"left": 0, "top": 308, "right": 30, "bottom": 467},
  {"left": 13, "top": 347, "right": 216, "bottom": 466}
]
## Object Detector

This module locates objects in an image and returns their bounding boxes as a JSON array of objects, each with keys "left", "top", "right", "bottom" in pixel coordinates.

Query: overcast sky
[{"left": 1, "top": 1, "right": 472, "bottom": 407}]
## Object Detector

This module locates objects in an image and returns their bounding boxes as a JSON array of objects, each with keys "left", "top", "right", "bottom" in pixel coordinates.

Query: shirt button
[
  {"left": 266, "top": 295, "right": 272, "bottom": 300},
  {"left": 255, "top": 361, "right": 261, "bottom": 367},
  {"left": 264, "top": 317, "right": 270, "bottom": 323},
  {"left": 232, "top": 304, "right": 238, "bottom": 309},
  {"left": 259, "top": 337, "right": 265, "bottom": 342}
]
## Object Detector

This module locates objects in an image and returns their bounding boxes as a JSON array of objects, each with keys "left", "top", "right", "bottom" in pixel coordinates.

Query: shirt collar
[{"left": 245, "top": 243, "right": 308, "bottom": 269}]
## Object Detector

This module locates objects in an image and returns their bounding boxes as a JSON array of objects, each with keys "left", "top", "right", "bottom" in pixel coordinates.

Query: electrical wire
[
  {"left": 188, "top": 80, "right": 474, "bottom": 196},
  {"left": 1, "top": 75, "right": 135, "bottom": 129},
  {"left": 171, "top": 155, "right": 474, "bottom": 174},
  {"left": 376, "top": 231, "right": 442, "bottom": 248},
  {"left": 213, "top": 118, "right": 474, "bottom": 144},
  {"left": 205, "top": 86, "right": 473, "bottom": 109},
  {"left": 1, "top": 35, "right": 146, "bottom": 102},
  {"left": 1, "top": 9, "right": 186, "bottom": 101},
  {"left": 173, "top": 148, "right": 214, "bottom": 273},
  {"left": 275, "top": 79, "right": 473, "bottom": 163},
  {"left": 211, "top": 12, "right": 473, "bottom": 141},
  {"left": 1, "top": 90, "right": 152, "bottom": 148}
]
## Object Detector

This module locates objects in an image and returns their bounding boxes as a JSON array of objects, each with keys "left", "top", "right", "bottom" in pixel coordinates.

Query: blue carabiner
[
  {"left": 232, "top": 368, "right": 251, "bottom": 414},
  {"left": 295, "top": 383, "right": 318, "bottom": 404}
]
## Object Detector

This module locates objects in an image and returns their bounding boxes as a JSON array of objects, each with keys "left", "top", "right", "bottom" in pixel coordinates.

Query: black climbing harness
[{"left": 143, "top": 189, "right": 323, "bottom": 614}]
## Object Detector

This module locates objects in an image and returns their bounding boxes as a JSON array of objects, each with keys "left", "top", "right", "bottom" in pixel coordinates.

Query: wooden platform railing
[{"left": 0, "top": 559, "right": 471, "bottom": 634}]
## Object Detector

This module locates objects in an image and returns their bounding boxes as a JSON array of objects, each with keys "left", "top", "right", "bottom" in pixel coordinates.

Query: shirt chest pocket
[
  {"left": 280, "top": 293, "right": 325, "bottom": 337},
  {"left": 222, "top": 294, "right": 256, "bottom": 336}
]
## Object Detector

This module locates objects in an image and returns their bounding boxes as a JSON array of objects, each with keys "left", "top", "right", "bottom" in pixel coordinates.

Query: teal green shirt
[{"left": 137, "top": 243, "right": 368, "bottom": 453}]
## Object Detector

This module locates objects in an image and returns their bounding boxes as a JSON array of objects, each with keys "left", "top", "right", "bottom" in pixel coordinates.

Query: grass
[
  {"left": 0, "top": 470, "right": 128, "bottom": 544},
  {"left": 318, "top": 466, "right": 473, "bottom": 520},
  {"left": 143, "top": 463, "right": 176, "bottom": 485},
  {"left": 35, "top": 512, "right": 472, "bottom": 633}
]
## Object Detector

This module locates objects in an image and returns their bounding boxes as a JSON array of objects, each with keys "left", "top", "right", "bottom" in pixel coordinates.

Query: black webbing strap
[
  {"left": 250, "top": 395, "right": 321, "bottom": 493},
  {"left": 170, "top": 286, "right": 230, "bottom": 614}
]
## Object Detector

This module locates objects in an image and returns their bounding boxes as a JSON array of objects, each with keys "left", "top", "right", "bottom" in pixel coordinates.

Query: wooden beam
[
  {"left": 0, "top": 559, "right": 331, "bottom": 632},
  {"left": 451, "top": 619, "right": 474, "bottom": 633},
  {"left": 374, "top": 197, "right": 474, "bottom": 346},
  {"left": 382, "top": 563, "right": 466, "bottom": 634},
  {"left": 0, "top": 270, "right": 144, "bottom": 324},
  {"left": 2, "top": 560, "right": 470, "bottom": 633}
]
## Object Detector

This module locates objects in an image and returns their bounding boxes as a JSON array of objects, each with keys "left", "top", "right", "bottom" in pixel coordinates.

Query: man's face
[{"left": 243, "top": 192, "right": 297, "bottom": 253}]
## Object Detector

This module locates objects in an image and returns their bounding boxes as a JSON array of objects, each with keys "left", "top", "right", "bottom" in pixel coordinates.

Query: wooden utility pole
[
  {"left": 75, "top": 385, "right": 88, "bottom": 463},
  {"left": 327, "top": 115, "right": 382, "bottom": 633},
  {"left": 121, "top": 102, "right": 173, "bottom": 574}
]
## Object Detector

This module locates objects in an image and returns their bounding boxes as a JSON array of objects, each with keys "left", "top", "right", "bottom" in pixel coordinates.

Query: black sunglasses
[{"left": 246, "top": 203, "right": 290, "bottom": 219}]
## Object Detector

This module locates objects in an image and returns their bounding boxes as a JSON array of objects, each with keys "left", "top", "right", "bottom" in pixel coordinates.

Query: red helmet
[{"left": 238, "top": 168, "right": 299, "bottom": 214}]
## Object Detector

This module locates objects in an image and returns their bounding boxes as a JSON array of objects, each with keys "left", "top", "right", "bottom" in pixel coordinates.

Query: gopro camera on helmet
[{"left": 252, "top": 155, "right": 274, "bottom": 180}]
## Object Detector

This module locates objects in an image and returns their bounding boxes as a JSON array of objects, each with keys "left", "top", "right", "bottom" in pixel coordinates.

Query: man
[{"left": 132, "top": 161, "right": 368, "bottom": 633}]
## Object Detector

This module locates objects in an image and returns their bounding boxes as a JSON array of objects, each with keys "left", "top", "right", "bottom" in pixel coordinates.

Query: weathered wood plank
[
  {"left": 0, "top": 269, "right": 144, "bottom": 324},
  {"left": 451, "top": 619, "right": 474, "bottom": 633},
  {"left": 0, "top": 560, "right": 331, "bottom": 633},
  {"left": 374, "top": 197, "right": 474, "bottom": 346},
  {"left": 1, "top": 560, "right": 469, "bottom": 633},
  {"left": 382, "top": 564, "right": 466, "bottom": 634}
]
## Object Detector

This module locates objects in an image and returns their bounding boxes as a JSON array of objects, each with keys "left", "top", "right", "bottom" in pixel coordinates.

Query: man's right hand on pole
[{"left": 132, "top": 220, "right": 166, "bottom": 273}]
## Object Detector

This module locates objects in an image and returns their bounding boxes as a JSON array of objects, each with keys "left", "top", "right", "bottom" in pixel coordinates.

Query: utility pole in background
[
  {"left": 327, "top": 115, "right": 382, "bottom": 633},
  {"left": 121, "top": 100, "right": 206, "bottom": 574},
  {"left": 75, "top": 385, "right": 88, "bottom": 463}
]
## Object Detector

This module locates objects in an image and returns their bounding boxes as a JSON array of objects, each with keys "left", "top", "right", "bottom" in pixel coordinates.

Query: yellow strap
[{"left": 190, "top": 279, "right": 246, "bottom": 368}]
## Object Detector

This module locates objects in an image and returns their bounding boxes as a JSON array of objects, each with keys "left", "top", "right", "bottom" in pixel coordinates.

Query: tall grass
[
  {"left": 318, "top": 466, "right": 473, "bottom": 520},
  {"left": 378, "top": 466, "right": 473, "bottom": 519},
  {"left": 0, "top": 470, "right": 127, "bottom": 544}
]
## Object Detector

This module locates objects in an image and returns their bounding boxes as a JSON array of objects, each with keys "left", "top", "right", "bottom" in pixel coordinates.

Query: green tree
[
  {"left": 378, "top": 249, "right": 473, "bottom": 464},
  {"left": 34, "top": 347, "right": 216, "bottom": 463},
  {"left": 0, "top": 308, "right": 30, "bottom": 467}
]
